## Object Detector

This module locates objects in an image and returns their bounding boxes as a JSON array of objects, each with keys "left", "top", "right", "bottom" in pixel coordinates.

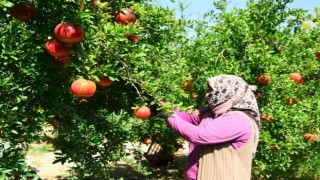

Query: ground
[{"left": 25, "top": 125, "right": 188, "bottom": 180}]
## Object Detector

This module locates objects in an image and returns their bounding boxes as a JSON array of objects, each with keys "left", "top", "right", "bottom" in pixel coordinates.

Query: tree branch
[
  {"left": 98, "top": 42, "right": 144, "bottom": 101},
  {"left": 64, "top": 105, "right": 86, "bottom": 122}
]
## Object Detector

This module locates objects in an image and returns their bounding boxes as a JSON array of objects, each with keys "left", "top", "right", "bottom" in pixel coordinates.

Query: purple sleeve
[
  {"left": 167, "top": 113, "right": 251, "bottom": 146},
  {"left": 172, "top": 109, "right": 208, "bottom": 125}
]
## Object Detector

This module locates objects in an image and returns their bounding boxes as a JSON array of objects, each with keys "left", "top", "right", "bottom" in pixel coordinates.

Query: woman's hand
[{"left": 156, "top": 99, "right": 174, "bottom": 120}]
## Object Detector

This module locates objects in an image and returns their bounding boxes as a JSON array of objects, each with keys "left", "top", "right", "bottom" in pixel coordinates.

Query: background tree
[{"left": 0, "top": 0, "right": 319, "bottom": 179}]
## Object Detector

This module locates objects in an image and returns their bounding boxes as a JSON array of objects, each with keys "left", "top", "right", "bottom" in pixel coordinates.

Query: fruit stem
[{"left": 79, "top": 97, "right": 88, "bottom": 102}]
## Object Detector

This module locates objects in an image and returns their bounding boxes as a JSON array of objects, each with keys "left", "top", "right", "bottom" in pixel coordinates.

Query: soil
[{"left": 25, "top": 126, "right": 189, "bottom": 180}]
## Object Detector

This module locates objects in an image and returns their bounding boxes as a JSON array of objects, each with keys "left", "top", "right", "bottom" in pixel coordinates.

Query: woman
[{"left": 164, "top": 74, "right": 260, "bottom": 180}]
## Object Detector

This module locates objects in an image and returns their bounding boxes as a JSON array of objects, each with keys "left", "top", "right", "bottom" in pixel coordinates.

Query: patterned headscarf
[{"left": 206, "top": 74, "right": 260, "bottom": 129}]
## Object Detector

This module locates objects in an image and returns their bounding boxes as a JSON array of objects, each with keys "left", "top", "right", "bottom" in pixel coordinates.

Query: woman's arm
[
  {"left": 167, "top": 113, "right": 251, "bottom": 145},
  {"left": 169, "top": 109, "right": 209, "bottom": 125}
]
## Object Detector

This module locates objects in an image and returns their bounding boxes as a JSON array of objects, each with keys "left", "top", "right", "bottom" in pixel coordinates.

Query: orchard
[{"left": 0, "top": 0, "right": 319, "bottom": 179}]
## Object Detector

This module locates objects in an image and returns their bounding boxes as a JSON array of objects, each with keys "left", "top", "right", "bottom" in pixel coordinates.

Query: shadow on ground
[
  {"left": 25, "top": 126, "right": 189, "bottom": 180},
  {"left": 109, "top": 155, "right": 187, "bottom": 180}
]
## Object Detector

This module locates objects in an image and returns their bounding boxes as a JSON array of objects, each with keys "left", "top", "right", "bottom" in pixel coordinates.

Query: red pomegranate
[
  {"left": 71, "top": 79, "right": 97, "bottom": 101},
  {"left": 96, "top": 77, "right": 113, "bottom": 87},
  {"left": 45, "top": 39, "right": 71, "bottom": 57},
  {"left": 127, "top": 35, "right": 140, "bottom": 42},
  {"left": 54, "top": 23, "right": 84, "bottom": 46},
  {"left": 289, "top": 72, "right": 303, "bottom": 85},
  {"left": 115, "top": 8, "right": 136, "bottom": 26},
  {"left": 134, "top": 106, "right": 151, "bottom": 120},
  {"left": 10, "top": 3, "right": 36, "bottom": 21},
  {"left": 256, "top": 74, "right": 271, "bottom": 86},
  {"left": 286, "top": 98, "right": 297, "bottom": 105}
]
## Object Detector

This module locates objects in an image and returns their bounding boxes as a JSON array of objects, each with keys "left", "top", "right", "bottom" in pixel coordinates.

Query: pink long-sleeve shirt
[{"left": 167, "top": 109, "right": 252, "bottom": 180}]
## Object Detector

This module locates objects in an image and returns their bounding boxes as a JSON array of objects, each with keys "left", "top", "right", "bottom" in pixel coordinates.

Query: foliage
[
  {"left": 183, "top": 0, "right": 320, "bottom": 179},
  {"left": 0, "top": 0, "right": 319, "bottom": 179}
]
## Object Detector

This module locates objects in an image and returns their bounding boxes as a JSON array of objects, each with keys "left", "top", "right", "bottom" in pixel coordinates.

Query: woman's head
[{"left": 205, "top": 74, "right": 260, "bottom": 128}]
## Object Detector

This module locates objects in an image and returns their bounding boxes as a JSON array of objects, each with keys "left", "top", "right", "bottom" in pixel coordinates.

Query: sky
[{"left": 154, "top": 0, "right": 320, "bottom": 20}]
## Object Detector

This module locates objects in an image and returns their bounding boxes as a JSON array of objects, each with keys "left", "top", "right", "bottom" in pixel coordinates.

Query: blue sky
[{"left": 155, "top": 0, "right": 319, "bottom": 20}]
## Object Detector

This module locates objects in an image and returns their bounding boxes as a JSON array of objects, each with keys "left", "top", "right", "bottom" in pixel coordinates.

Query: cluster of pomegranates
[
  {"left": 257, "top": 72, "right": 303, "bottom": 124},
  {"left": 69, "top": 8, "right": 139, "bottom": 106},
  {"left": 256, "top": 72, "right": 303, "bottom": 108},
  {"left": 256, "top": 72, "right": 303, "bottom": 86},
  {"left": 183, "top": 81, "right": 197, "bottom": 100},
  {"left": 45, "top": 22, "right": 84, "bottom": 65},
  {"left": 115, "top": 8, "right": 140, "bottom": 43},
  {"left": 10, "top": 3, "right": 146, "bottom": 118},
  {"left": 116, "top": 8, "right": 150, "bottom": 119}
]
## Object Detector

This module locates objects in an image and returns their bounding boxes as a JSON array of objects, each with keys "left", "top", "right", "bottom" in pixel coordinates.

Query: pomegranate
[
  {"left": 144, "top": 138, "right": 152, "bottom": 145},
  {"left": 115, "top": 8, "right": 136, "bottom": 26},
  {"left": 96, "top": 77, "right": 113, "bottom": 87},
  {"left": 45, "top": 39, "right": 71, "bottom": 57},
  {"left": 289, "top": 72, "right": 303, "bottom": 85},
  {"left": 10, "top": 3, "right": 36, "bottom": 21},
  {"left": 190, "top": 92, "right": 198, "bottom": 100},
  {"left": 304, "top": 133, "right": 316, "bottom": 142},
  {"left": 50, "top": 120, "right": 61, "bottom": 127},
  {"left": 256, "top": 74, "right": 271, "bottom": 86},
  {"left": 134, "top": 106, "right": 151, "bottom": 120},
  {"left": 286, "top": 98, "right": 297, "bottom": 105},
  {"left": 54, "top": 23, "right": 84, "bottom": 46},
  {"left": 71, "top": 79, "right": 97, "bottom": 101},
  {"left": 315, "top": 51, "right": 320, "bottom": 59},
  {"left": 261, "top": 113, "right": 273, "bottom": 122},
  {"left": 80, "top": 0, "right": 97, "bottom": 11},
  {"left": 127, "top": 35, "right": 140, "bottom": 42},
  {"left": 184, "top": 82, "right": 193, "bottom": 91}
]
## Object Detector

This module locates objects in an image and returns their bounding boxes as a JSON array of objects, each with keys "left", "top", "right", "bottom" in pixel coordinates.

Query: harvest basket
[{"left": 143, "top": 137, "right": 174, "bottom": 167}]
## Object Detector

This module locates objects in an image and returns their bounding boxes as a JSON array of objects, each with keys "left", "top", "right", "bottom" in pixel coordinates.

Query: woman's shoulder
[
  {"left": 216, "top": 111, "right": 252, "bottom": 126},
  {"left": 222, "top": 110, "right": 252, "bottom": 119}
]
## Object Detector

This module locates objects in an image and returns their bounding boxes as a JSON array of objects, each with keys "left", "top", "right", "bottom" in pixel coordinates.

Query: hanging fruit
[
  {"left": 54, "top": 22, "right": 84, "bottom": 46},
  {"left": 96, "top": 77, "right": 113, "bottom": 87},
  {"left": 10, "top": 2, "right": 36, "bottom": 21},
  {"left": 71, "top": 79, "right": 97, "bottom": 101},
  {"left": 45, "top": 39, "right": 71, "bottom": 58},
  {"left": 115, "top": 8, "right": 136, "bottom": 26},
  {"left": 134, "top": 106, "right": 151, "bottom": 120}
]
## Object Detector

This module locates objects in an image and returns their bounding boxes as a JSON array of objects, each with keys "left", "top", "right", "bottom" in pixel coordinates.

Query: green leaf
[
  {"left": 1, "top": 2, "right": 14, "bottom": 8},
  {"left": 1, "top": 74, "right": 13, "bottom": 85},
  {"left": 11, "top": 107, "right": 18, "bottom": 111}
]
